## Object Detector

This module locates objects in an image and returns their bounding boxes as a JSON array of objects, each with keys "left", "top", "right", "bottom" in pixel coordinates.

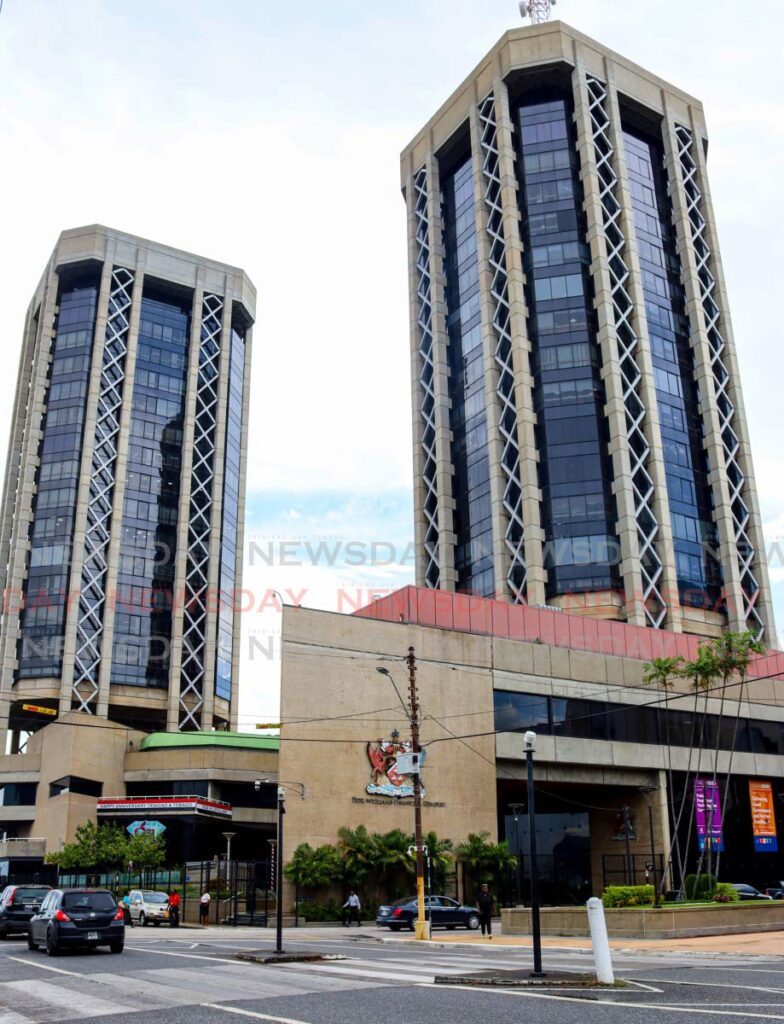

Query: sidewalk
[{"left": 401, "top": 929, "right": 784, "bottom": 956}]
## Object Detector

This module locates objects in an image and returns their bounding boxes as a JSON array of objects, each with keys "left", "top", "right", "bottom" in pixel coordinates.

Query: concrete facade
[
  {"left": 402, "top": 21, "right": 773, "bottom": 642},
  {"left": 0, "top": 226, "right": 256, "bottom": 756}
]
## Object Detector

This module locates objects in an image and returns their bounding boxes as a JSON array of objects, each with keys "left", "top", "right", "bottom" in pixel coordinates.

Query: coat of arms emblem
[{"left": 366, "top": 730, "right": 424, "bottom": 799}]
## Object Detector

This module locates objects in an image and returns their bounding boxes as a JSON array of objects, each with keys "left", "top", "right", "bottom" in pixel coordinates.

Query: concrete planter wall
[{"left": 502, "top": 903, "right": 784, "bottom": 939}]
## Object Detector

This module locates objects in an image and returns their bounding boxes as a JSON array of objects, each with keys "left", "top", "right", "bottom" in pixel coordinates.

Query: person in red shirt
[{"left": 168, "top": 888, "right": 181, "bottom": 929}]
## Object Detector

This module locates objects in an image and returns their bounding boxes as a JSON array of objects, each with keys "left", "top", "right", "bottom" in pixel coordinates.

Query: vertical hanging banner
[
  {"left": 749, "top": 781, "right": 778, "bottom": 853},
  {"left": 694, "top": 778, "right": 724, "bottom": 852}
]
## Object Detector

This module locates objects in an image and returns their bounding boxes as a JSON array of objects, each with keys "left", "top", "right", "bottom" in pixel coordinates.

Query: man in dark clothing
[
  {"left": 168, "top": 888, "right": 181, "bottom": 928},
  {"left": 477, "top": 884, "right": 494, "bottom": 938}
]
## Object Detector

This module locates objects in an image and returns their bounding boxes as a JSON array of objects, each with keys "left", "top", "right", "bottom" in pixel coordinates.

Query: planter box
[{"left": 502, "top": 902, "right": 784, "bottom": 939}]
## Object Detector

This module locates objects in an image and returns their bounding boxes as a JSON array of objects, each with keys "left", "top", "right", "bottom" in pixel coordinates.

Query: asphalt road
[{"left": 2, "top": 925, "right": 784, "bottom": 1023}]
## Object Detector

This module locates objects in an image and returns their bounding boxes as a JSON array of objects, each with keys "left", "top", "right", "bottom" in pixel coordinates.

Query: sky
[{"left": 1, "top": 0, "right": 783, "bottom": 730}]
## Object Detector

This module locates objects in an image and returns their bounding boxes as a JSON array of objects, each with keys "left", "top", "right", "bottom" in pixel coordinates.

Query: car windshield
[
  {"left": 62, "top": 891, "right": 117, "bottom": 911},
  {"left": 142, "top": 892, "right": 169, "bottom": 904},
  {"left": 14, "top": 888, "right": 48, "bottom": 900}
]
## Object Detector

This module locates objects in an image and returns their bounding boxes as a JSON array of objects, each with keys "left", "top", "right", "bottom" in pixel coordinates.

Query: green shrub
[
  {"left": 713, "top": 882, "right": 740, "bottom": 904},
  {"left": 299, "top": 898, "right": 379, "bottom": 922},
  {"left": 602, "top": 885, "right": 655, "bottom": 908},
  {"left": 684, "top": 873, "right": 717, "bottom": 900}
]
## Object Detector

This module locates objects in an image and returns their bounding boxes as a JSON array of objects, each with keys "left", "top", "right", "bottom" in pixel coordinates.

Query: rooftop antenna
[{"left": 519, "top": 0, "right": 556, "bottom": 24}]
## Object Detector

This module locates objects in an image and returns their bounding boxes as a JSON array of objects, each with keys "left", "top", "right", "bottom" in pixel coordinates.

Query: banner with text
[
  {"left": 695, "top": 778, "right": 724, "bottom": 852},
  {"left": 749, "top": 780, "right": 778, "bottom": 853}
]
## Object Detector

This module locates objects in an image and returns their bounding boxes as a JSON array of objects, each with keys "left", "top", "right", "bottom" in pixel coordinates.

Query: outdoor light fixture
[{"left": 524, "top": 730, "right": 536, "bottom": 751}]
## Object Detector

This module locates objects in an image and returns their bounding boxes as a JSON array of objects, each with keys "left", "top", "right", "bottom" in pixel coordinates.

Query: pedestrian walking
[
  {"left": 342, "top": 890, "right": 361, "bottom": 927},
  {"left": 121, "top": 893, "right": 132, "bottom": 926},
  {"left": 168, "top": 888, "right": 181, "bottom": 928},
  {"left": 477, "top": 883, "right": 494, "bottom": 939},
  {"left": 199, "top": 890, "right": 211, "bottom": 928}
]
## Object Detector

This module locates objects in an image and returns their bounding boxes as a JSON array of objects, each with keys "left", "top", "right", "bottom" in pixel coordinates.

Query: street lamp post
[
  {"left": 524, "top": 730, "right": 544, "bottom": 978},
  {"left": 275, "top": 786, "right": 285, "bottom": 954},
  {"left": 510, "top": 803, "right": 525, "bottom": 906},
  {"left": 222, "top": 831, "right": 236, "bottom": 924}
]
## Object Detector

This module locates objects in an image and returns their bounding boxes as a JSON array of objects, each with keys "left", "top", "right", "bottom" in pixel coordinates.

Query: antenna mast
[{"left": 519, "top": 0, "right": 557, "bottom": 24}]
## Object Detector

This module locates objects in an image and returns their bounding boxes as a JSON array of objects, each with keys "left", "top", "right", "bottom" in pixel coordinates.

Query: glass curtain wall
[
  {"left": 441, "top": 155, "right": 495, "bottom": 597},
  {"left": 17, "top": 273, "right": 99, "bottom": 678},
  {"left": 623, "top": 128, "right": 722, "bottom": 611},
  {"left": 111, "top": 289, "right": 190, "bottom": 688},
  {"left": 516, "top": 96, "right": 619, "bottom": 599}
]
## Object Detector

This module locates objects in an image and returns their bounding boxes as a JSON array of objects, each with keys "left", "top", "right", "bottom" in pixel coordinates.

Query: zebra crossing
[{"left": 0, "top": 942, "right": 491, "bottom": 1023}]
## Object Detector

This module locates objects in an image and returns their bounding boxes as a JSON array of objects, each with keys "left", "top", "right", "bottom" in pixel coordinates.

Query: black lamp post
[
  {"left": 510, "top": 803, "right": 525, "bottom": 905},
  {"left": 275, "top": 786, "right": 285, "bottom": 954},
  {"left": 524, "top": 730, "right": 544, "bottom": 978}
]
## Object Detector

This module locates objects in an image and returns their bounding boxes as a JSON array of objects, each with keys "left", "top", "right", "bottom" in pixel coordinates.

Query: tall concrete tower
[
  {"left": 402, "top": 21, "right": 773, "bottom": 640},
  {"left": 0, "top": 226, "right": 255, "bottom": 751}
]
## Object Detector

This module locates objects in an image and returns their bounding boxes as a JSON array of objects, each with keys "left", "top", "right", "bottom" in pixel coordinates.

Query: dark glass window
[
  {"left": 493, "top": 691, "right": 550, "bottom": 732},
  {"left": 215, "top": 325, "right": 245, "bottom": 701},
  {"left": 17, "top": 275, "right": 98, "bottom": 679},
  {"left": 516, "top": 95, "right": 619, "bottom": 599},
  {"left": 441, "top": 155, "right": 494, "bottom": 597},
  {"left": 110, "top": 289, "right": 191, "bottom": 687},
  {"left": 622, "top": 127, "right": 722, "bottom": 610},
  {"left": 551, "top": 697, "right": 608, "bottom": 741}
]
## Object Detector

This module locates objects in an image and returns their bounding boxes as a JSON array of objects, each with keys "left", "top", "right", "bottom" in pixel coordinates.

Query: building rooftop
[
  {"left": 139, "top": 732, "right": 279, "bottom": 752},
  {"left": 354, "top": 586, "right": 784, "bottom": 681}
]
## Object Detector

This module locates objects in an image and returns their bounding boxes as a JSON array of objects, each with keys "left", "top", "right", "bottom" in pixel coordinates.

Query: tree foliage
[{"left": 46, "top": 821, "right": 163, "bottom": 870}]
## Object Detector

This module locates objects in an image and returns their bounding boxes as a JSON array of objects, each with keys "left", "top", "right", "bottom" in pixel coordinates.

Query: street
[{"left": 3, "top": 926, "right": 784, "bottom": 1023}]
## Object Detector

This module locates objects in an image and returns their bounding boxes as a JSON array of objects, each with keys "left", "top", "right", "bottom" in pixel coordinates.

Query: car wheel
[
  {"left": 139, "top": 912, "right": 147, "bottom": 927},
  {"left": 27, "top": 930, "right": 38, "bottom": 951},
  {"left": 46, "top": 929, "right": 59, "bottom": 957},
  {"left": 447, "top": 924, "right": 457, "bottom": 930},
  {"left": 0, "top": 927, "right": 6, "bottom": 940},
  {"left": 110, "top": 943, "right": 124, "bottom": 954},
  {"left": 408, "top": 920, "right": 415, "bottom": 932},
  {"left": 466, "top": 914, "right": 480, "bottom": 930},
  {"left": 389, "top": 924, "right": 401, "bottom": 932},
  {"left": 153, "top": 920, "right": 160, "bottom": 927}
]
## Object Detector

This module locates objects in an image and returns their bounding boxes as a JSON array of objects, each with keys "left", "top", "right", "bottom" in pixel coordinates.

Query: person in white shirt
[
  {"left": 199, "top": 890, "right": 211, "bottom": 928},
  {"left": 342, "top": 890, "right": 361, "bottom": 927}
]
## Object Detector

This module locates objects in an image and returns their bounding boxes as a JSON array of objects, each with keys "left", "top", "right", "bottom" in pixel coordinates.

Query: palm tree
[
  {"left": 643, "top": 656, "right": 683, "bottom": 894},
  {"left": 284, "top": 843, "right": 342, "bottom": 895},
  {"left": 369, "top": 829, "right": 414, "bottom": 901},
  {"left": 424, "top": 832, "right": 454, "bottom": 895},
  {"left": 456, "top": 832, "right": 492, "bottom": 895},
  {"left": 336, "top": 825, "right": 375, "bottom": 892},
  {"left": 481, "top": 840, "right": 518, "bottom": 903},
  {"left": 715, "top": 630, "right": 765, "bottom": 879}
]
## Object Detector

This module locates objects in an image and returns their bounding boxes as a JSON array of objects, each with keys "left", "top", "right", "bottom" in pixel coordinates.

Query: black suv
[
  {"left": 0, "top": 885, "right": 51, "bottom": 938},
  {"left": 28, "top": 889, "right": 124, "bottom": 955}
]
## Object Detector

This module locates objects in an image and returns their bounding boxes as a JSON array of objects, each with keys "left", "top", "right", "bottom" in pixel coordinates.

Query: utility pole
[{"left": 406, "top": 646, "right": 428, "bottom": 940}]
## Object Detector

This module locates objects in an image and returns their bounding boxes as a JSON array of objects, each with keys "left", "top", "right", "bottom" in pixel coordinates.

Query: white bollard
[{"left": 586, "top": 897, "right": 614, "bottom": 984}]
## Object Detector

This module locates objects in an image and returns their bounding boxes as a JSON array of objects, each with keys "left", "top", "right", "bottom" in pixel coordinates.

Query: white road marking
[
  {"left": 277, "top": 962, "right": 446, "bottom": 983},
  {"left": 2, "top": 979, "right": 123, "bottom": 1017},
  {"left": 125, "top": 946, "right": 245, "bottom": 965},
  {"left": 6, "top": 957, "right": 78, "bottom": 976},
  {"left": 457, "top": 984, "right": 784, "bottom": 1019},
  {"left": 204, "top": 1004, "right": 312, "bottom": 1024},
  {"left": 634, "top": 977, "right": 784, "bottom": 995}
]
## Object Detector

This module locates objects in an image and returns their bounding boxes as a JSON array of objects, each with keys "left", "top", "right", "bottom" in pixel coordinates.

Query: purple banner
[{"left": 695, "top": 778, "right": 724, "bottom": 853}]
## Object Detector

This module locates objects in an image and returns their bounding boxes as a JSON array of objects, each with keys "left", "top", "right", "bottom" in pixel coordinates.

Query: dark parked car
[
  {"left": 0, "top": 884, "right": 51, "bottom": 938},
  {"left": 763, "top": 880, "right": 784, "bottom": 899},
  {"left": 731, "top": 884, "right": 773, "bottom": 901},
  {"left": 28, "top": 889, "right": 125, "bottom": 955},
  {"left": 376, "top": 895, "right": 481, "bottom": 931}
]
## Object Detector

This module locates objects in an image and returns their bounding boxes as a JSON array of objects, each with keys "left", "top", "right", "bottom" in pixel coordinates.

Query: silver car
[{"left": 129, "top": 890, "right": 170, "bottom": 926}]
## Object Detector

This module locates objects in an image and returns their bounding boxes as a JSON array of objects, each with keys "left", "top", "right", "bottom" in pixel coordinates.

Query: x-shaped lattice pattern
[
  {"left": 586, "top": 77, "right": 666, "bottom": 628},
  {"left": 179, "top": 293, "right": 223, "bottom": 729},
  {"left": 72, "top": 266, "right": 134, "bottom": 711},
  {"left": 478, "top": 94, "right": 527, "bottom": 603},
  {"left": 674, "top": 125, "right": 762, "bottom": 637},
  {"left": 413, "top": 167, "right": 440, "bottom": 588}
]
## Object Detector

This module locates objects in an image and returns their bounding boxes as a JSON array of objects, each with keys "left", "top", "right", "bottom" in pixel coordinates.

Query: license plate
[
  {"left": 24, "top": 905, "right": 33, "bottom": 911},
  {"left": 87, "top": 931, "right": 99, "bottom": 941}
]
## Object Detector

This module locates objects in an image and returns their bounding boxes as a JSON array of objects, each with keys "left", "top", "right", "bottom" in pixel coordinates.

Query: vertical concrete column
[
  {"left": 573, "top": 62, "right": 646, "bottom": 626},
  {"left": 95, "top": 252, "right": 146, "bottom": 718},
  {"left": 168, "top": 272, "right": 207, "bottom": 730},
  {"left": 687, "top": 109, "right": 775, "bottom": 639},
  {"left": 602, "top": 65, "right": 683, "bottom": 633},
  {"left": 60, "top": 245, "right": 119, "bottom": 711},
  {"left": 469, "top": 97, "right": 513, "bottom": 601},
  {"left": 200, "top": 278, "right": 235, "bottom": 731},
  {"left": 493, "top": 76, "right": 546, "bottom": 606},
  {"left": 405, "top": 150, "right": 456, "bottom": 591},
  {"left": 662, "top": 99, "right": 744, "bottom": 631},
  {"left": 229, "top": 324, "right": 254, "bottom": 731},
  {"left": 0, "top": 270, "right": 57, "bottom": 743}
]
